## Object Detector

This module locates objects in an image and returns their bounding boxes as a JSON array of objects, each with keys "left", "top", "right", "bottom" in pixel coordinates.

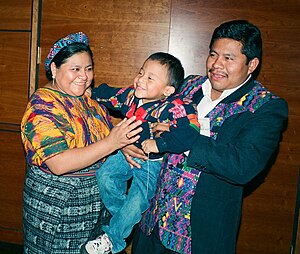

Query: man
[{"left": 126, "top": 20, "right": 288, "bottom": 253}]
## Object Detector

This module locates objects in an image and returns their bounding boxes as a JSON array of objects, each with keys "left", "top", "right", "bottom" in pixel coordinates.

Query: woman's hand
[
  {"left": 122, "top": 144, "right": 148, "bottom": 169},
  {"left": 108, "top": 116, "right": 143, "bottom": 151}
]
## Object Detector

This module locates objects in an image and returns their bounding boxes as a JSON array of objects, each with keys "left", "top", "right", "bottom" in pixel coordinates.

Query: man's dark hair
[{"left": 209, "top": 20, "right": 262, "bottom": 64}]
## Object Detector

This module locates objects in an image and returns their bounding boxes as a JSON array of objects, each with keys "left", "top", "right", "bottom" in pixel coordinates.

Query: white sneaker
[{"left": 82, "top": 233, "right": 112, "bottom": 254}]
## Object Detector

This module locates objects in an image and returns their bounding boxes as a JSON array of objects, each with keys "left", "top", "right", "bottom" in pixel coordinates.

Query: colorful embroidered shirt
[
  {"left": 21, "top": 88, "right": 113, "bottom": 176},
  {"left": 92, "top": 84, "right": 200, "bottom": 159}
]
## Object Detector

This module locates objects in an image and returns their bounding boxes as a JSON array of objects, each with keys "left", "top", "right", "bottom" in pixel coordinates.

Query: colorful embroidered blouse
[{"left": 21, "top": 88, "right": 113, "bottom": 176}]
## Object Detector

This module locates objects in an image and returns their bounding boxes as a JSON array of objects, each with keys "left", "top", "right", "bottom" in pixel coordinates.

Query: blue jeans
[{"left": 96, "top": 150, "right": 162, "bottom": 253}]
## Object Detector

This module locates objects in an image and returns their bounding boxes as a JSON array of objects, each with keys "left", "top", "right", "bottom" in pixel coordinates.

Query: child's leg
[
  {"left": 103, "top": 160, "right": 161, "bottom": 253},
  {"left": 96, "top": 150, "right": 133, "bottom": 216}
]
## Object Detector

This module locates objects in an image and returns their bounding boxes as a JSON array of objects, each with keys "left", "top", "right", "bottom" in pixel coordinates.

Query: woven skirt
[{"left": 23, "top": 165, "right": 109, "bottom": 254}]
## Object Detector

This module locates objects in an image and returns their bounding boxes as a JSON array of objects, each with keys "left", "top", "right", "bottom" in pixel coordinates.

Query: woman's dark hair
[
  {"left": 146, "top": 52, "right": 184, "bottom": 90},
  {"left": 45, "top": 42, "right": 94, "bottom": 81},
  {"left": 209, "top": 20, "right": 262, "bottom": 64}
]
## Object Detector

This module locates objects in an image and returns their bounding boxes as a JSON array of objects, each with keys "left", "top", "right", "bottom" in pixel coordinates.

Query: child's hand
[{"left": 141, "top": 139, "right": 158, "bottom": 154}]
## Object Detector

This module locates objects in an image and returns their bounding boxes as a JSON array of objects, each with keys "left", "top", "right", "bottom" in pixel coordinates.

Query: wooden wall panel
[
  {"left": 38, "top": 0, "right": 171, "bottom": 88},
  {"left": 0, "top": 0, "right": 32, "bottom": 30},
  {"left": 0, "top": 0, "right": 33, "bottom": 247},
  {"left": 0, "top": 130, "right": 25, "bottom": 244},
  {"left": 169, "top": 0, "right": 300, "bottom": 253},
  {"left": 0, "top": 33, "right": 30, "bottom": 124}
]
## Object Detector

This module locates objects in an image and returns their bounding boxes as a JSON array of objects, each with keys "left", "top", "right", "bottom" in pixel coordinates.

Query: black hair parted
[
  {"left": 146, "top": 52, "right": 185, "bottom": 90},
  {"left": 209, "top": 20, "right": 262, "bottom": 64},
  {"left": 45, "top": 42, "right": 94, "bottom": 81}
]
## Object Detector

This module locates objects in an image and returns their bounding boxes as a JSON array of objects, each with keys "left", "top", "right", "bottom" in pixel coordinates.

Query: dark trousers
[{"left": 131, "top": 224, "right": 178, "bottom": 254}]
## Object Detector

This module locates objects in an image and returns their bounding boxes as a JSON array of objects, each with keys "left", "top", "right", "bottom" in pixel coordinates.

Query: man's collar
[{"left": 204, "top": 74, "right": 252, "bottom": 100}]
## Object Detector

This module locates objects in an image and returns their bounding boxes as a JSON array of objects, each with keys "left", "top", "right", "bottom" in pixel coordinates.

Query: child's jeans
[{"left": 96, "top": 150, "right": 162, "bottom": 253}]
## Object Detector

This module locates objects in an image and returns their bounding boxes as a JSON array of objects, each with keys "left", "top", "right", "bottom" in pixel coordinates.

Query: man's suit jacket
[{"left": 183, "top": 75, "right": 288, "bottom": 253}]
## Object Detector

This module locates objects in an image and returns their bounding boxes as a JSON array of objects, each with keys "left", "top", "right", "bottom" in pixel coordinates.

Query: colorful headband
[{"left": 44, "top": 31, "right": 89, "bottom": 71}]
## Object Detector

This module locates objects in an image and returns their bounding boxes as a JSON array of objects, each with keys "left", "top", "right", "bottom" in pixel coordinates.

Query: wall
[
  {"left": 0, "top": 0, "right": 299, "bottom": 253},
  {"left": 37, "top": 0, "right": 172, "bottom": 88},
  {"left": 0, "top": 0, "right": 33, "bottom": 244}
]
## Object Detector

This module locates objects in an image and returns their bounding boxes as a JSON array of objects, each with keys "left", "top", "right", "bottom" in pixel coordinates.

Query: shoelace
[{"left": 146, "top": 153, "right": 150, "bottom": 197}]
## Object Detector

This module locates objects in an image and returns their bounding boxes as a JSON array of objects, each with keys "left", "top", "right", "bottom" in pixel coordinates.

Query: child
[{"left": 81, "top": 52, "right": 200, "bottom": 254}]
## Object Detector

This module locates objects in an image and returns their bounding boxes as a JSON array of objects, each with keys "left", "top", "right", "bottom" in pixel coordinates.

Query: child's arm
[
  {"left": 152, "top": 100, "right": 200, "bottom": 154},
  {"left": 91, "top": 83, "right": 134, "bottom": 111}
]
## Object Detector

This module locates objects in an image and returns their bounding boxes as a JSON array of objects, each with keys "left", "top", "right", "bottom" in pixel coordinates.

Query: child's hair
[{"left": 146, "top": 52, "right": 184, "bottom": 90}]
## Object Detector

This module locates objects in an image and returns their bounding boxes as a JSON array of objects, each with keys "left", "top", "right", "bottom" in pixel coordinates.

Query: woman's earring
[{"left": 52, "top": 76, "right": 55, "bottom": 87}]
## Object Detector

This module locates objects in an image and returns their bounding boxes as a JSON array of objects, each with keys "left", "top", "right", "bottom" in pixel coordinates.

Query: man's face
[{"left": 206, "top": 38, "right": 258, "bottom": 100}]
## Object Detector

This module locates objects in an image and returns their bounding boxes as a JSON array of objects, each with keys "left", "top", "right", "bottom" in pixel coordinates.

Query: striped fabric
[{"left": 23, "top": 165, "right": 110, "bottom": 253}]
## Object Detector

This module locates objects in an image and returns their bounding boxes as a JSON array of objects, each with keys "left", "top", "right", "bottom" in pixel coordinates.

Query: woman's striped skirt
[{"left": 23, "top": 165, "right": 109, "bottom": 253}]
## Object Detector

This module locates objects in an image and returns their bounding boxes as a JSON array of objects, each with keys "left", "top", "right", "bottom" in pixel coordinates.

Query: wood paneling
[
  {"left": 0, "top": 0, "right": 32, "bottom": 30},
  {"left": 0, "top": 131, "right": 26, "bottom": 244},
  {"left": 38, "top": 0, "right": 171, "bottom": 87},
  {"left": 0, "top": 0, "right": 33, "bottom": 247},
  {"left": 0, "top": 33, "right": 30, "bottom": 124}
]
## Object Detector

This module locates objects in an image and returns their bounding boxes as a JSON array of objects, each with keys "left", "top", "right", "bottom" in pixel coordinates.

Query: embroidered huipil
[
  {"left": 139, "top": 75, "right": 281, "bottom": 253},
  {"left": 21, "top": 88, "right": 113, "bottom": 176},
  {"left": 92, "top": 84, "right": 200, "bottom": 160}
]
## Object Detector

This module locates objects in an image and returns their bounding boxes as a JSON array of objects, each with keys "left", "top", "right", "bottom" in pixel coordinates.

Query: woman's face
[{"left": 51, "top": 52, "right": 93, "bottom": 96}]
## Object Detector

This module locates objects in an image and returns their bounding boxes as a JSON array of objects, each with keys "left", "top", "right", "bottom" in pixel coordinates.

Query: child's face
[{"left": 133, "top": 59, "right": 174, "bottom": 104}]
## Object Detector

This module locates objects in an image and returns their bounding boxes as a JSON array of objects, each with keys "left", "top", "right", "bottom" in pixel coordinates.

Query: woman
[{"left": 21, "top": 32, "right": 142, "bottom": 253}]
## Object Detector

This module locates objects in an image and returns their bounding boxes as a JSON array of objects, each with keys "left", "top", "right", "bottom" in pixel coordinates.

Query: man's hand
[{"left": 151, "top": 122, "right": 170, "bottom": 138}]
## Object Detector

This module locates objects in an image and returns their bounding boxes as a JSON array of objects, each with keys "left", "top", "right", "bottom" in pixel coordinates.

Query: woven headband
[{"left": 44, "top": 31, "right": 89, "bottom": 71}]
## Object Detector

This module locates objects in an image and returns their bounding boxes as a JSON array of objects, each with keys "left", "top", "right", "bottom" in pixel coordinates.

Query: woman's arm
[{"left": 46, "top": 117, "right": 142, "bottom": 175}]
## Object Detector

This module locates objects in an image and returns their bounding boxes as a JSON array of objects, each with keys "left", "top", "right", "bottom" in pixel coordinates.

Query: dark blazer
[{"left": 183, "top": 75, "right": 288, "bottom": 253}]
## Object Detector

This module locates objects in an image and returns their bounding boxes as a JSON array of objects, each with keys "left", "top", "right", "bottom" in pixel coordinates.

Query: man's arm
[
  {"left": 187, "top": 98, "right": 288, "bottom": 185},
  {"left": 154, "top": 101, "right": 200, "bottom": 154}
]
